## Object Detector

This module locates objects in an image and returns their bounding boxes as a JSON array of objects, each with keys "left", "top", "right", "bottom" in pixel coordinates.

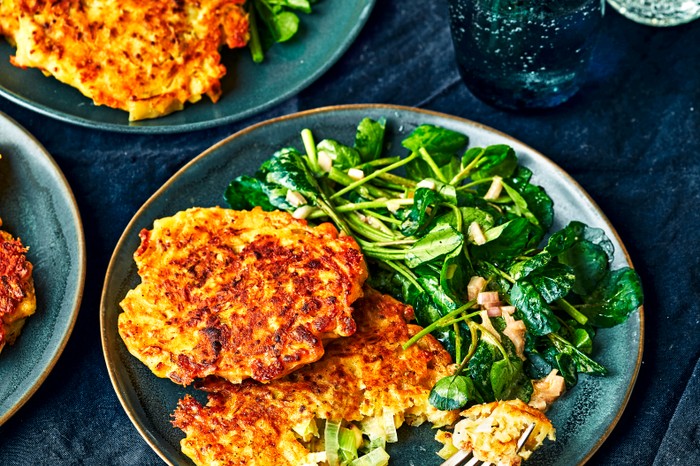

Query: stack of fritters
[
  {"left": 0, "top": 217, "right": 36, "bottom": 354},
  {"left": 173, "top": 288, "right": 460, "bottom": 466},
  {"left": 1, "top": 0, "right": 249, "bottom": 120},
  {"left": 119, "top": 207, "right": 368, "bottom": 385}
]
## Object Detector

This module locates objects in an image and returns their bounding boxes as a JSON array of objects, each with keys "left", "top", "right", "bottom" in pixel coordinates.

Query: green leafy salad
[
  {"left": 246, "top": 0, "right": 318, "bottom": 63},
  {"left": 224, "top": 117, "right": 643, "bottom": 453}
]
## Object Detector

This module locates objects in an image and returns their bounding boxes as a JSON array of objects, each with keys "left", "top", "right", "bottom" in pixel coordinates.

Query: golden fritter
[
  {"left": 119, "top": 207, "right": 368, "bottom": 386},
  {"left": 0, "top": 217, "right": 36, "bottom": 354},
  {"left": 172, "top": 288, "right": 460, "bottom": 466},
  {"left": 451, "top": 400, "right": 555, "bottom": 466},
  {"left": 3, "top": 0, "right": 249, "bottom": 120}
]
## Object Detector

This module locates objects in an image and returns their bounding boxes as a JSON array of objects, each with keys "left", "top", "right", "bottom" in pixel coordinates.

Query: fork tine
[
  {"left": 440, "top": 422, "right": 536, "bottom": 466},
  {"left": 441, "top": 449, "right": 471, "bottom": 466}
]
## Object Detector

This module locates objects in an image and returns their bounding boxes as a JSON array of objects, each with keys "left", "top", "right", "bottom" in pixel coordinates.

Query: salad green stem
[
  {"left": 403, "top": 300, "right": 477, "bottom": 350},
  {"left": 330, "top": 152, "right": 420, "bottom": 200},
  {"left": 247, "top": 5, "right": 265, "bottom": 63},
  {"left": 418, "top": 148, "right": 448, "bottom": 183},
  {"left": 301, "top": 128, "right": 320, "bottom": 173},
  {"left": 450, "top": 148, "right": 485, "bottom": 185},
  {"left": 328, "top": 168, "right": 388, "bottom": 199},
  {"left": 555, "top": 298, "right": 589, "bottom": 325},
  {"left": 382, "top": 259, "right": 424, "bottom": 292}
]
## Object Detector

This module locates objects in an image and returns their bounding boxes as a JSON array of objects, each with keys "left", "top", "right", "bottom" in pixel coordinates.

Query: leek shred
[
  {"left": 324, "top": 420, "right": 342, "bottom": 466},
  {"left": 348, "top": 447, "right": 390, "bottom": 466}
]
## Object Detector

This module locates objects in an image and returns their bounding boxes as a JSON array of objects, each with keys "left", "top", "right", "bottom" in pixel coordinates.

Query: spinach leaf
[
  {"left": 580, "top": 267, "right": 644, "bottom": 327},
  {"left": 507, "top": 166, "right": 554, "bottom": 231},
  {"left": 510, "top": 279, "right": 561, "bottom": 336},
  {"left": 354, "top": 117, "right": 386, "bottom": 162},
  {"left": 490, "top": 358, "right": 532, "bottom": 402},
  {"left": 402, "top": 124, "right": 469, "bottom": 154},
  {"left": 509, "top": 252, "right": 552, "bottom": 281},
  {"left": 528, "top": 262, "right": 576, "bottom": 303},
  {"left": 429, "top": 375, "right": 482, "bottom": 410},
  {"left": 224, "top": 175, "right": 290, "bottom": 211},
  {"left": 440, "top": 245, "right": 473, "bottom": 305},
  {"left": 260, "top": 147, "right": 320, "bottom": 199},
  {"left": 400, "top": 188, "right": 439, "bottom": 236},
  {"left": 462, "top": 144, "right": 518, "bottom": 181},
  {"left": 546, "top": 221, "right": 614, "bottom": 260},
  {"left": 572, "top": 328, "right": 594, "bottom": 354},
  {"left": 549, "top": 333, "right": 607, "bottom": 376},
  {"left": 472, "top": 217, "right": 531, "bottom": 263},
  {"left": 405, "top": 224, "right": 463, "bottom": 268},
  {"left": 406, "top": 152, "right": 457, "bottom": 182},
  {"left": 558, "top": 240, "right": 609, "bottom": 295},
  {"left": 468, "top": 340, "right": 499, "bottom": 402}
]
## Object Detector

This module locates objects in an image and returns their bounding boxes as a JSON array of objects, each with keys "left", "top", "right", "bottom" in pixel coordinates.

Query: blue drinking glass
[{"left": 447, "top": 0, "right": 605, "bottom": 110}]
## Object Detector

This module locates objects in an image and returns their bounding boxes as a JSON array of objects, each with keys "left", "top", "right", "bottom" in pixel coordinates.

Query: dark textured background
[{"left": 1, "top": 1, "right": 699, "bottom": 465}]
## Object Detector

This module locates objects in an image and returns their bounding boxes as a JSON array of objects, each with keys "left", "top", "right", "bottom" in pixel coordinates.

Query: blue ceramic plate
[
  {"left": 101, "top": 105, "right": 643, "bottom": 465},
  {"left": 0, "top": 0, "right": 375, "bottom": 134},
  {"left": 0, "top": 112, "right": 85, "bottom": 426}
]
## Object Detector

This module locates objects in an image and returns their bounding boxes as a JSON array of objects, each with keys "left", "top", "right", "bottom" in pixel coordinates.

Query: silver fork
[{"left": 439, "top": 423, "right": 536, "bottom": 466}]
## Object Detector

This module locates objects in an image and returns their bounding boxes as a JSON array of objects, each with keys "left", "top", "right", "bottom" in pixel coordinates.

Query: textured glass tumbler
[
  {"left": 447, "top": 0, "right": 604, "bottom": 110},
  {"left": 607, "top": 0, "right": 700, "bottom": 26}
]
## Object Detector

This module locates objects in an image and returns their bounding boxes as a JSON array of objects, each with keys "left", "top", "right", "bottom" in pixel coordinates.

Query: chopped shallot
[
  {"left": 468, "top": 222, "right": 487, "bottom": 245},
  {"left": 468, "top": 276, "right": 487, "bottom": 302},
  {"left": 477, "top": 291, "right": 500, "bottom": 307},
  {"left": 484, "top": 176, "right": 503, "bottom": 200}
]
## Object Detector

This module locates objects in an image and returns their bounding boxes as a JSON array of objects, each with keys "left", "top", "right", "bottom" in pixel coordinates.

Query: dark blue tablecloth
[{"left": 1, "top": 1, "right": 699, "bottom": 465}]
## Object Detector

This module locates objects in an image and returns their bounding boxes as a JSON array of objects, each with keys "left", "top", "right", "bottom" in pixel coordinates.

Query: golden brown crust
[
  {"left": 0, "top": 218, "right": 36, "bottom": 353},
  {"left": 3, "top": 0, "right": 249, "bottom": 120},
  {"left": 172, "top": 288, "right": 459, "bottom": 466},
  {"left": 118, "top": 207, "right": 368, "bottom": 386},
  {"left": 452, "top": 399, "right": 556, "bottom": 466}
]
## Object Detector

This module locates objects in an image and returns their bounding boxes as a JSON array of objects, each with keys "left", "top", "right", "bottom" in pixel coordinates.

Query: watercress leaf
[
  {"left": 402, "top": 124, "right": 469, "bottom": 154},
  {"left": 460, "top": 207, "right": 496, "bottom": 231},
  {"left": 468, "top": 144, "right": 518, "bottom": 181},
  {"left": 528, "top": 262, "right": 576, "bottom": 303},
  {"left": 429, "top": 375, "right": 481, "bottom": 410},
  {"left": 580, "top": 267, "right": 644, "bottom": 327},
  {"left": 272, "top": 10, "right": 300, "bottom": 41},
  {"left": 317, "top": 139, "right": 361, "bottom": 170},
  {"left": 406, "top": 224, "right": 463, "bottom": 268},
  {"left": 435, "top": 181, "right": 458, "bottom": 204},
  {"left": 510, "top": 279, "right": 561, "bottom": 336},
  {"left": 353, "top": 117, "right": 386, "bottom": 162}
]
